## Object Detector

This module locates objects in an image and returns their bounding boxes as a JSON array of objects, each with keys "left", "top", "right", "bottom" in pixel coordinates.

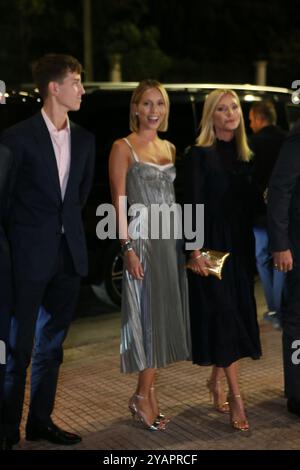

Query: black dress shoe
[
  {"left": 26, "top": 422, "right": 82, "bottom": 445},
  {"left": 0, "top": 433, "right": 20, "bottom": 451},
  {"left": 0, "top": 438, "right": 12, "bottom": 451},
  {"left": 0, "top": 437, "right": 12, "bottom": 451},
  {"left": 287, "top": 398, "right": 300, "bottom": 417}
]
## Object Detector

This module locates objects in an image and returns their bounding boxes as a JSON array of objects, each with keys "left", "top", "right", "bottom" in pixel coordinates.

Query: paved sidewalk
[{"left": 12, "top": 282, "right": 300, "bottom": 451}]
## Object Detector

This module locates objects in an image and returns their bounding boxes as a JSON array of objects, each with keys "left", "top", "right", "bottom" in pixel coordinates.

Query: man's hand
[{"left": 273, "top": 249, "right": 293, "bottom": 273}]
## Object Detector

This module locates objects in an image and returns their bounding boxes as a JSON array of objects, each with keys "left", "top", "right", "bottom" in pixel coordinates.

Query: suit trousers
[
  {"left": 0, "top": 276, "right": 12, "bottom": 435},
  {"left": 2, "top": 235, "right": 81, "bottom": 438},
  {"left": 281, "top": 266, "right": 300, "bottom": 402}
]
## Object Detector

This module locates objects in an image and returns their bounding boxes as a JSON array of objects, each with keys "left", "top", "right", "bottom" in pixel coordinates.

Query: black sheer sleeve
[{"left": 183, "top": 145, "right": 207, "bottom": 252}]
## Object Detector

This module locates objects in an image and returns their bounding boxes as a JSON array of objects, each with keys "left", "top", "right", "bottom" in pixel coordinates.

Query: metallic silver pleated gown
[{"left": 121, "top": 139, "right": 191, "bottom": 373}]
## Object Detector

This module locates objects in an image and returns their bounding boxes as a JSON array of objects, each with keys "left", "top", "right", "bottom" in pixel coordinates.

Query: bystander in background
[{"left": 249, "top": 101, "right": 286, "bottom": 329}]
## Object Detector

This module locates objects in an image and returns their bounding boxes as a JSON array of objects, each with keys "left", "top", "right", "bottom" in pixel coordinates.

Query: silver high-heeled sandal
[
  {"left": 150, "top": 387, "right": 170, "bottom": 425},
  {"left": 128, "top": 394, "right": 163, "bottom": 431}
]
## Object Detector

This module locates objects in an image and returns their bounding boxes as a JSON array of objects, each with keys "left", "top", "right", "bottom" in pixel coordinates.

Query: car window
[
  {"left": 285, "top": 103, "right": 300, "bottom": 130},
  {"left": 0, "top": 99, "right": 40, "bottom": 132}
]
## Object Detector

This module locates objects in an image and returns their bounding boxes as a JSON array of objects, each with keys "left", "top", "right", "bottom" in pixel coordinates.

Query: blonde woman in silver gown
[{"left": 109, "top": 80, "right": 190, "bottom": 431}]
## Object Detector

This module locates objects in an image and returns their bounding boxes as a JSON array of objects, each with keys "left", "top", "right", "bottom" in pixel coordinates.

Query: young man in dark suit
[{"left": 0, "top": 54, "right": 95, "bottom": 449}]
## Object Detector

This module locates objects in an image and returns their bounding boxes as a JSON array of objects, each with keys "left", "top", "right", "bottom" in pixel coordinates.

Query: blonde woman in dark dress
[{"left": 185, "top": 89, "right": 262, "bottom": 431}]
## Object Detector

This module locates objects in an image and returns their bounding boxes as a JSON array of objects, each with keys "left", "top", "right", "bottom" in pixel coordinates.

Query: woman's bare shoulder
[
  {"left": 111, "top": 135, "right": 134, "bottom": 155},
  {"left": 164, "top": 139, "right": 176, "bottom": 161}
]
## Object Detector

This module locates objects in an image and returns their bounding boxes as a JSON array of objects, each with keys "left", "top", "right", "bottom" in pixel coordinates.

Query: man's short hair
[
  {"left": 250, "top": 100, "right": 277, "bottom": 125},
  {"left": 32, "top": 54, "right": 82, "bottom": 99}
]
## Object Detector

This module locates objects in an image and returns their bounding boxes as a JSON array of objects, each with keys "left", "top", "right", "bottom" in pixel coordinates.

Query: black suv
[{"left": 1, "top": 82, "right": 299, "bottom": 305}]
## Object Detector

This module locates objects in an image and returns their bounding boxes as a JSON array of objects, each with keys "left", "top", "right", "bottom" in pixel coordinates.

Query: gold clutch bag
[{"left": 186, "top": 250, "right": 230, "bottom": 280}]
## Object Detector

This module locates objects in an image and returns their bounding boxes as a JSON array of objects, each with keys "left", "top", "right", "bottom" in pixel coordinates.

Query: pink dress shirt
[{"left": 41, "top": 108, "right": 71, "bottom": 200}]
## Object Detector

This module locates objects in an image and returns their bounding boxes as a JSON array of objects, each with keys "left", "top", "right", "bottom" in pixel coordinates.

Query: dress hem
[
  {"left": 121, "top": 355, "right": 191, "bottom": 374},
  {"left": 191, "top": 353, "right": 261, "bottom": 369}
]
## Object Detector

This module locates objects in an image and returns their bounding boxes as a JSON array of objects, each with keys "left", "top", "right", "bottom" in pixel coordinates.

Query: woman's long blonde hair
[{"left": 196, "top": 89, "right": 252, "bottom": 161}]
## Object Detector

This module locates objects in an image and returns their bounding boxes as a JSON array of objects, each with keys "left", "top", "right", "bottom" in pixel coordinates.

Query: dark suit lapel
[
  {"left": 64, "top": 121, "right": 80, "bottom": 202},
  {"left": 32, "top": 112, "right": 62, "bottom": 200}
]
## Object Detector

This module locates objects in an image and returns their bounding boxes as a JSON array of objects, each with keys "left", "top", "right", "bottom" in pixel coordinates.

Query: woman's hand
[
  {"left": 187, "top": 251, "right": 213, "bottom": 276},
  {"left": 124, "top": 250, "right": 144, "bottom": 280}
]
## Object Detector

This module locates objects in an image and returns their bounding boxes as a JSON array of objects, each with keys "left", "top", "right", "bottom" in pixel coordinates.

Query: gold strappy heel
[
  {"left": 227, "top": 394, "right": 249, "bottom": 431},
  {"left": 128, "top": 394, "right": 163, "bottom": 431},
  {"left": 206, "top": 379, "right": 229, "bottom": 413}
]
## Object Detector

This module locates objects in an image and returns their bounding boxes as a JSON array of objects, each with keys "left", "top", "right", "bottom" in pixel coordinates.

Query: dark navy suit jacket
[
  {"left": 0, "top": 143, "right": 12, "bottom": 281},
  {"left": 0, "top": 111, "right": 95, "bottom": 281},
  {"left": 250, "top": 125, "right": 286, "bottom": 227},
  {"left": 268, "top": 123, "right": 300, "bottom": 255}
]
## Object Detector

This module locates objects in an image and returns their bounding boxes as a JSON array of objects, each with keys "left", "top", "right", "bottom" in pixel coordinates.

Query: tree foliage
[
  {"left": 0, "top": 0, "right": 82, "bottom": 84},
  {"left": 0, "top": 0, "right": 300, "bottom": 86}
]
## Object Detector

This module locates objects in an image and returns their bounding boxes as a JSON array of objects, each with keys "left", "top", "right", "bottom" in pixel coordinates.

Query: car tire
[{"left": 104, "top": 241, "right": 123, "bottom": 306}]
